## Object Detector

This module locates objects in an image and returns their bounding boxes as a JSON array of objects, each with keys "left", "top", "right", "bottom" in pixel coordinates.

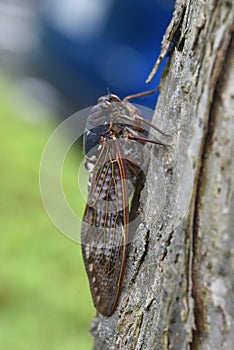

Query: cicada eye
[
  {"left": 98, "top": 96, "right": 110, "bottom": 104},
  {"left": 98, "top": 94, "right": 121, "bottom": 104},
  {"left": 108, "top": 94, "right": 121, "bottom": 102}
]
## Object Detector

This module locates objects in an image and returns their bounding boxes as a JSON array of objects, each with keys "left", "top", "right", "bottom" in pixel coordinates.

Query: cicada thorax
[{"left": 84, "top": 94, "right": 147, "bottom": 180}]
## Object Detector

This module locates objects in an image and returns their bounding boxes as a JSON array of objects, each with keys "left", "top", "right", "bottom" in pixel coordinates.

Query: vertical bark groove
[{"left": 191, "top": 33, "right": 234, "bottom": 350}]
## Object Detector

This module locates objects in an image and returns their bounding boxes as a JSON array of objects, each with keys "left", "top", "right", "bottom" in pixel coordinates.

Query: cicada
[{"left": 81, "top": 88, "right": 167, "bottom": 316}]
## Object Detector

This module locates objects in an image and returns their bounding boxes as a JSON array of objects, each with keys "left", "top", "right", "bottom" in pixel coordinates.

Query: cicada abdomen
[{"left": 81, "top": 93, "right": 167, "bottom": 316}]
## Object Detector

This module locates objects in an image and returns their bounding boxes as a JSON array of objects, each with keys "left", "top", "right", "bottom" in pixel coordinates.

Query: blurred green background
[{"left": 0, "top": 75, "right": 94, "bottom": 350}]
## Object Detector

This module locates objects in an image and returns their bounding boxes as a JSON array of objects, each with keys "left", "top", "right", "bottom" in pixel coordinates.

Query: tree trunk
[{"left": 90, "top": 1, "right": 234, "bottom": 349}]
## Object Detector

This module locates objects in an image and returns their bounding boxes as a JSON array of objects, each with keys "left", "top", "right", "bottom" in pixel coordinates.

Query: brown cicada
[{"left": 81, "top": 88, "right": 167, "bottom": 316}]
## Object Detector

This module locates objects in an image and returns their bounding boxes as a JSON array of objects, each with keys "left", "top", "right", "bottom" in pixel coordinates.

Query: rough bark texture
[{"left": 90, "top": 1, "right": 234, "bottom": 349}]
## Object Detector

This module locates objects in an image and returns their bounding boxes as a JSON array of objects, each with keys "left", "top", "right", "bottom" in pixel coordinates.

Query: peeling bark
[{"left": 90, "top": 1, "right": 234, "bottom": 349}]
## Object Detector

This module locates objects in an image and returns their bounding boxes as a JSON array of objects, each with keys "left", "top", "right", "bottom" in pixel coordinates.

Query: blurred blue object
[
  {"left": 34, "top": 0, "right": 174, "bottom": 113},
  {"left": 0, "top": 0, "right": 174, "bottom": 117}
]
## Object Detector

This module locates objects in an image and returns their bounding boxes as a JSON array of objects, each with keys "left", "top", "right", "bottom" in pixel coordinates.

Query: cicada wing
[{"left": 81, "top": 141, "right": 129, "bottom": 316}]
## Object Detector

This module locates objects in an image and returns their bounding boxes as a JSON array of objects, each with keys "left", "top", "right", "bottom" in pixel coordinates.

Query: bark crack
[
  {"left": 128, "top": 229, "right": 150, "bottom": 286},
  {"left": 190, "top": 32, "right": 234, "bottom": 350}
]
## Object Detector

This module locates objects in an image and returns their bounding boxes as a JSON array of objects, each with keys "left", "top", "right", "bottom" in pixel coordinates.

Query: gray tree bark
[{"left": 90, "top": 1, "right": 234, "bottom": 349}]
